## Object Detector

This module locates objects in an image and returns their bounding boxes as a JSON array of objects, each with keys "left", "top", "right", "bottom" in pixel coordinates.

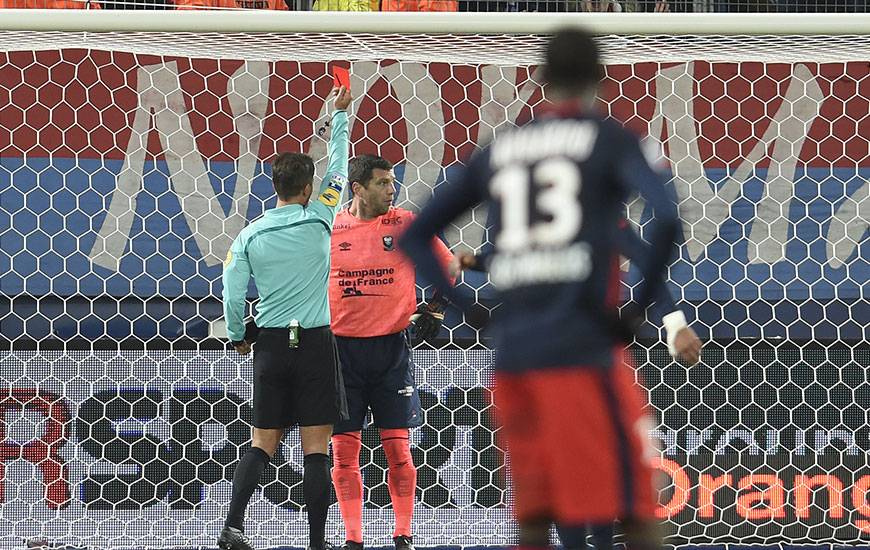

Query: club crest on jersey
[{"left": 382, "top": 235, "right": 394, "bottom": 251}]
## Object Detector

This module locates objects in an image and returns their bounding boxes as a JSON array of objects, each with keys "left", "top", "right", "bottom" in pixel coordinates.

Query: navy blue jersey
[
  {"left": 400, "top": 113, "right": 679, "bottom": 372},
  {"left": 616, "top": 219, "right": 678, "bottom": 315},
  {"left": 470, "top": 219, "right": 678, "bottom": 316}
]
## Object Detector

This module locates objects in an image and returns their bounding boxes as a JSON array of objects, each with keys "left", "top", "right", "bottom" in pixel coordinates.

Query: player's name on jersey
[
  {"left": 489, "top": 242, "right": 592, "bottom": 289},
  {"left": 490, "top": 120, "right": 597, "bottom": 169}
]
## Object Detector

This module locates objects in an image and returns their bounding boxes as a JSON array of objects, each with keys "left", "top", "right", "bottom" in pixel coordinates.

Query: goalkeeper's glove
[{"left": 410, "top": 302, "right": 445, "bottom": 343}]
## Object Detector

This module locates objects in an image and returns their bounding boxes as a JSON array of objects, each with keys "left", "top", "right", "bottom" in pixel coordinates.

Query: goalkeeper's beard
[
  {"left": 373, "top": 198, "right": 391, "bottom": 216},
  {"left": 357, "top": 196, "right": 391, "bottom": 218}
]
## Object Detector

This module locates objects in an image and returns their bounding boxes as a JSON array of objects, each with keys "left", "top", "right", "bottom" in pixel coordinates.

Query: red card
[{"left": 332, "top": 67, "right": 351, "bottom": 91}]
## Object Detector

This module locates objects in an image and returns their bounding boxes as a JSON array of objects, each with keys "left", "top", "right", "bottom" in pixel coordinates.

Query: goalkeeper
[{"left": 327, "top": 154, "right": 458, "bottom": 550}]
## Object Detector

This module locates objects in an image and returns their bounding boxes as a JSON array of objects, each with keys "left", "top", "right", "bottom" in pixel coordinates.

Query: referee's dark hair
[
  {"left": 349, "top": 154, "right": 393, "bottom": 194},
  {"left": 543, "top": 27, "right": 603, "bottom": 95},
  {"left": 272, "top": 152, "right": 315, "bottom": 200}
]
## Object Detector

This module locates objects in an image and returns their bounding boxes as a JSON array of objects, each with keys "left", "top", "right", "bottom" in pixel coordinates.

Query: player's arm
[
  {"left": 399, "top": 154, "right": 485, "bottom": 313},
  {"left": 457, "top": 248, "right": 493, "bottom": 273},
  {"left": 222, "top": 238, "right": 253, "bottom": 355},
  {"left": 616, "top": 130, "right": 681, "bottom": 325},
  {"left": 617, "top": 219, "right": 676, "bottom": 313},
  {"left": 312, "top": 87, "right": 352, "bottom": 221},
  {"left": 433, "top": 237, "right": 459, "bottom": 284},
  {"left": 410, "top": 236, "right": 458, "bottom": 343},
  {"left": 617, "top": 220, "right": 701, "bottom": 364}
]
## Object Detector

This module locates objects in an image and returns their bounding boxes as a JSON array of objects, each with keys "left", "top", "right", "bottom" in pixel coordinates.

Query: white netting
[
  {"left": 4, "top": 31, "right": 870, "bottom": 63},
  {"left": 0, "top": 23, "right": 868, "bottom": 549}
]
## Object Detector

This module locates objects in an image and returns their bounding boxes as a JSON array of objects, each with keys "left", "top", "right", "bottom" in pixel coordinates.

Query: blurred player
[
  {"left": 399, "top": 27, "right": 681, "bottom": 550},
  {"left": 458, "top": 223, "right": 701, "bottom": 550},
  {"left": 328, "top": 154, "right": 458, "bottom": 550},
  {"left": 458, "top": 218, "right": 703, "bottom": 366}
]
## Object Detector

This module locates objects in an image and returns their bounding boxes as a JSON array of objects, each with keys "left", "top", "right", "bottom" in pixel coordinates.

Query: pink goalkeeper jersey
[{"left": 329, "top": 207, "right": 454, "bottom": 338}]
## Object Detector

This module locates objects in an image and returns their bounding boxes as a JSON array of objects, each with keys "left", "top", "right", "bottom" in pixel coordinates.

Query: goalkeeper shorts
[
  {"left": 332, "top": 330, "right": 423, "bottom": 434},
  {"left": 493, "top": 351, "right": 656, "bottom": 524}
]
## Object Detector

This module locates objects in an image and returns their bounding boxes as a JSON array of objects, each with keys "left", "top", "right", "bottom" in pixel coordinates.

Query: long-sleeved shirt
[
  {"left": 222, "top": 110, "right": 349, "bottom": 343},
  {"left": 469, "top": 218, "right": 678, "bottom": 317},
  {"left": 400, "top": 113, "right": 679, "bottom": 372},
  {"left": 615, "top": 218, "right": 677, "bottom": 315},
  {"left": 328, "top": 206, "right": 454, "bottom": 338}
]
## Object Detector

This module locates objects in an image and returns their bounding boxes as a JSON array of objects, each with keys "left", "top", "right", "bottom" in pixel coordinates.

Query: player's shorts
[
  {"left": 332, "top": 330, "right": 423, "bottom": 434},
  {"left": 493, "top": 351, "right": 656, "bottom": 525},
  {"left": 252, "top": 326, "right": 349, "bottom": 429}
]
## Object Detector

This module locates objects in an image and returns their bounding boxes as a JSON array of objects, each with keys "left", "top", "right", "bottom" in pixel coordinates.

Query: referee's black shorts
[{"left": 252, "top": 326, "right": 348, "bottom": 429}]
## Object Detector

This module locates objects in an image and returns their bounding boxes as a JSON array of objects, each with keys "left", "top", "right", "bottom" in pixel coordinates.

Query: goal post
[
  {"left": 2, "top": 12, "right": 870, "bottom": 66},
  {"left": 2, "top": 10, "right": 870, "bottom": 35},
  {"left": 0, "top": 11, "right": 868, "bottom": 549}
]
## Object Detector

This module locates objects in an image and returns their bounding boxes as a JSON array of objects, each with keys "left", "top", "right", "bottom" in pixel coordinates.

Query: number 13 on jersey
[{"left": 490, "top": 158, "right": 583, "bottom": 252}]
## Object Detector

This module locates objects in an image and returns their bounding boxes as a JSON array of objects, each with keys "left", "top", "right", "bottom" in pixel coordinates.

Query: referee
[{"left": 218, "top": 86, "right": 352, "bottom": 550}]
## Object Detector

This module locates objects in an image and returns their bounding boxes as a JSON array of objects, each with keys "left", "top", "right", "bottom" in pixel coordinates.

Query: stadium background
[{"left": 0, "top": 47, "right": 868, "bottom": 548}]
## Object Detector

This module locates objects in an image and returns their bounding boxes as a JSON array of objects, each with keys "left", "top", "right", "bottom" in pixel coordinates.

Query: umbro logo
[{"left": 338, "top": 242, "right": 352, "bottom": 251}]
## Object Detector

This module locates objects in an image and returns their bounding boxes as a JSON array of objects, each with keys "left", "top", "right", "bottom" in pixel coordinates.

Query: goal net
[{"left": 0, "top": 11, "right": 868, "bottom": 549}]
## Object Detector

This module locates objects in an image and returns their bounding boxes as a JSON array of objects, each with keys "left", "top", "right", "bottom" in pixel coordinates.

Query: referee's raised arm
[
  {"left": 309, "top": 90, "right": 351, "bottom": 224},
  {"left": 217, "top": 86, "right": 353, "bottom": 550}
]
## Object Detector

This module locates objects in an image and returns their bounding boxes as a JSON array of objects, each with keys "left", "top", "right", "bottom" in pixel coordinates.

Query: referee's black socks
[
  {"left": 225, "top": 446, "right": 271, "bottom": 531},
  {"left": 303, "top": 453, "right": 331, "bottom": 549}
]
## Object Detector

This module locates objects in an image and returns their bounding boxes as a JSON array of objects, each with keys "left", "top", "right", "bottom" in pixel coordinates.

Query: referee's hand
[
  {"left": 233, "top": 341, "right": 251, "bottom": 355},
  {"left": 333, "top": 86, "right": 352, "bottom": 111}
]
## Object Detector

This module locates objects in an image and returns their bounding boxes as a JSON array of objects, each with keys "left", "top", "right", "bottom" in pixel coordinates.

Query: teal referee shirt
[{"left": 222, "top": 110, "right": 349, "bottom": 342}]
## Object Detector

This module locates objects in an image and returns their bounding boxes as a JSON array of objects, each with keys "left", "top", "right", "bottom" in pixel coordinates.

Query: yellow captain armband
[
  {"left": 318, "top": 173, "right": 346, "bottom": 207},
  {"left": 224, "top": 249, "right": 233, "bottom": 267},
  {"left": 319, "top": 187, "right": 341, "bottom": 207}
]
